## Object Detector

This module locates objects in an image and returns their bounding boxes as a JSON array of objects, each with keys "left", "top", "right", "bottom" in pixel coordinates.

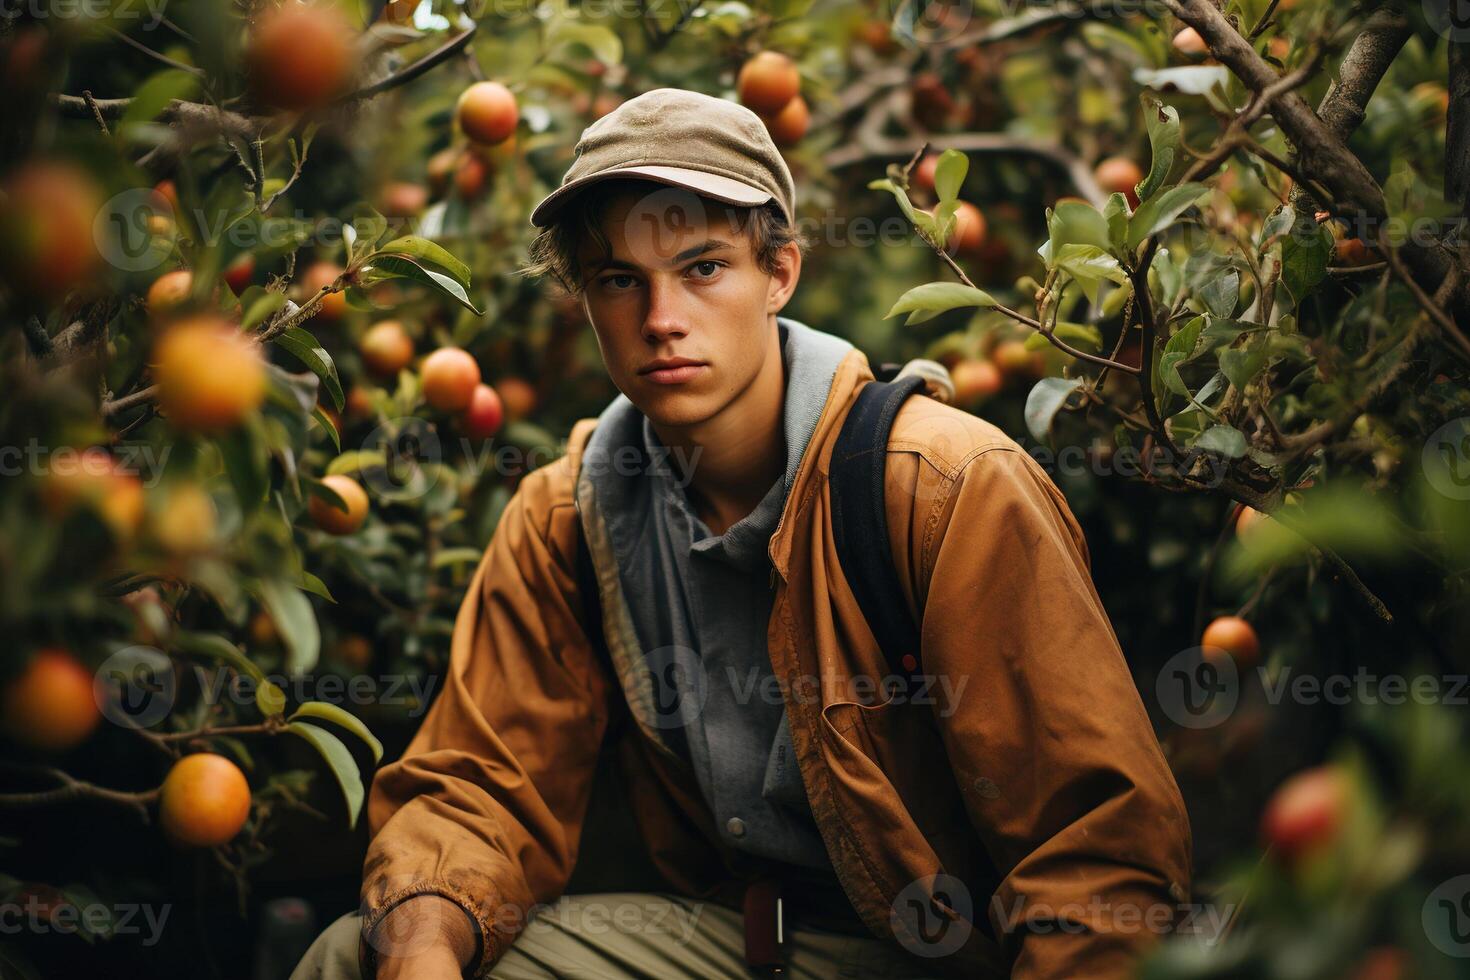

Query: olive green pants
[{"left": 291, "top": 892, "right": 943, "bottom": 979}]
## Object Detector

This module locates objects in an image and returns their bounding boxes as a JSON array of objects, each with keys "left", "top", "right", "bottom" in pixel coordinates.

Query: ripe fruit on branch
[
  {"left": 950, "top": 358, "right": 1002, "bottom": 408},
  {"left": 938, "top": 201, "right": 986, "bottom": 254},
  {"left": 1334, "top": 237, "right": 1376, "bottom": 267},
  {"left": 159, "top": 753, "right": 252, "bottom": 847},
  {"left": 426, "top": 148, "right": 459, "bottom": 197},
  {"left": 421, "top": 347, "right": 481, "bottom": 412},
  {"left": 147, "top": 269, "right": 194, "bottom": 318},
  {"left": 360, "top": 320, "right": 414, "bottom": 378},
  {"left": 246, "top": 2, "right": 357, "bottom": 112},
  {"left": 0, "top": 161, "right": 103, "bottom": 302},
  {"left": 152, "top": 318, "right": 267, "bottom": 432},
  {"left": 992, "top": 339, "right": 1044, "bottom": 381},
  {"left": 459, "top": 383, "right": 504, "bottom": 440},
  {"left": 738, "top": 51, "right": 800, "bottom": 115},
  {"left": 300, "top": 261, "right": 348, "bottom": 322},
  {"left": 855, "top": 20, "right": 898, "bottom": 55},
  {"left": 1260, "top": 765, "right": 1349, "bottom": 863},
  {"left": 223, "top": 254, "right": 255, "bottom": 294},
  {"left": 152, "top": 481, "right": 218, "bottom": 555},
  {"left": 1093, "top": 156, "right": 1143, "bottom": 208},
  {"left": 378, "top": 181, "right": 429, "bottom": 218},
  {"left": 495, "top": 376, "right": 537, "bottom": 421},
  {"left": 456, "top": 81, "right": 519, "bottom": 146},
  {"left": 41, "top": 448, "right": 145, "bottom": 539},
  {"left": 1172, "top": 27, "right": 1208, "bottom": 57},
  {"left": 2, "top": 649, "right": 101, "bottom": 752},
  {"left": 454, "top": 153, "right": 489, "bottom": 200},
  {"left": 912, "top": 154, "right": 940, "bottom": 195},
  {"left": 309, "top": 474, "right": 369, "bottom": 535},
  {"left": 1201, "top": 614, "right": 1260, "bottom": 669},
  {"left": 763, "top": 95, "right": 809, "bottom": 147}
]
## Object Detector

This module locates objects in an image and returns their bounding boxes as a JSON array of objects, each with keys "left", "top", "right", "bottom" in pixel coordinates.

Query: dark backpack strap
[{"left": 829, "top": 374, "right": 927, "bottom": 697}]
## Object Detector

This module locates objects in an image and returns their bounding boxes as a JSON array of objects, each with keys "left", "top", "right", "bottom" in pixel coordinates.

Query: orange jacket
[{"left": 360, "top": 348, "right": 1192, "bottom": 978}]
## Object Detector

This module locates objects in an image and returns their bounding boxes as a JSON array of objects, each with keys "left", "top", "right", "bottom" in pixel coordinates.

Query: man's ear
[{"left": 766, "top": 239, "right": 802, "bottom": 315}]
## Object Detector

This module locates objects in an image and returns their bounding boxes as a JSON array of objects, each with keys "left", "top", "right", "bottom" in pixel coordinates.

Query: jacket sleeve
[
  {"left": 919, "top": 445, "right": 1192, "bottom": 978},
  {"left": 359, "top": 469, "right": 612, "bottom": 976}
]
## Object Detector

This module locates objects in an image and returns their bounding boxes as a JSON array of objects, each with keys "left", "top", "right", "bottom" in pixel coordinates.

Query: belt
[{"left": 743, "top": 878, "right": 786, "bottom": 975}]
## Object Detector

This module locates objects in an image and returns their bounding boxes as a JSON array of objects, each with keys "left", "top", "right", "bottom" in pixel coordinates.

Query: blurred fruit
[
  {"left": 300, "top": 261, "right": 348, "bottom": 321},
  {"left": 763, "top": 95, "right": 810, "bottom": 147},
  {"left": 249, "top": 610, "right": 279, "bottom": 646},
  {"left": 992, "top": 338, "right": 1044, "bottom": 380},
  {"left": 1335, "top": 236, "right": 1376, "bottom": 267},
  {"left": 456, "top": 81, "right": 518, "bottom": 145},
  {"left": 1173, "top": 26, "right": 1208, "bottom": 57},
  {"left": 421, "top": 347, "right": 481, "bottom": 412},
  {"left": 2, "top": 649, "right": 102, "bottom": 752},
  {"left": 153, "top": 318, "right": 267, "bottom": 432},
  {"left": 42, "top": 448, "right": 146, "bottom": 539},
  {"left": 334, "top": 634, "right": 373, "bottom": 671},
  {"left": 737, "top": 51, "right": 800, "bottom": 115},
  {"left": 459, "top": 383, "right": 504, "bottom": 440},
  {"left": 382, "top": 0, "right": 416, "bottom": 24},
  {"left": 246, "top": 1, "right": 357, "bottom": 111},
  {"left": 912, "top": 154, "right": 940, "bottom": 195},
  {"left": 223, "top": 254, "right": 255, "bottom": 294},
  {"left": 1260, "top": 765, "right": 1349, "bottom": 862},
  {"left": 1235, "top": 505, "right": 1266, "bottom": 538},
  {"left": 495, "top": 375, "right": 537, "bottom": 421},
  {"left": 1349, "top": 947, "right": 1409, "bottom": 980},
  {"left": 147, "top": 269, "right": 194, "bottom": 318},
  {"left": 153, "top": 179, "right": 180, "bottom": 215},
  {"left": 0, "top": 161, "right": 104, "bottom": 302},
  {"left": 934, "top": 200, "right": 986, "bottom": 255},
  {"left": 159, "top": 753, "right": 252, "bottom": 847},
  {"left": 1094, "top": 156, "right": 1144, "bottom": 208},
  {"left": 1201, "top": 615, "right": 1260, "bottom": 669},
  {"left": 379, "top": 181, "right": 429, "bottom": 218},
  {"left": 360, "top": 320, "right": 415, "bottom": 378},
  {"left": 345, "top": 385, "right": 376, "bottom": 419},
  {"left": 950, "top": 358, "right": 1002, "bottom": 407},
  {"left": 454, "top": 153, "right": 489, "bottom": 199},
  {"left": 590, "top": 92, "right": 623, "bottom": 121},
  {"left": 855, "top": 20, "right": 897, "bottom": 55},
  {"left": 152, "top": 482, "right": 218, "bottom": 555},
  {"left": 426, "top": 147, "right": 459, "bottom": 196},
  {"left": 309, "top": 474, "right": 369, "bottom": 535},
  {"left": 911, "top": 73, "right": 956, "bottom": 130},
  {"left": 1412, "top": 81, "right": 1449, "bottom": 121}
]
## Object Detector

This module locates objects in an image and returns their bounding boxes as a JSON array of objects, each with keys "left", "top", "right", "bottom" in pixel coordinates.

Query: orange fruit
[
  {"left": 246, "top": 2, "right": 357, "bottom": 111},
  {"left": 153, "top": 318, "right": 267, "bottom": 432},
  {"left": 300, "top": 261, "right": 348, "bottom": 322},
  {"left": 1173, "top": 26, "right": 1208, "bottom": 57},
  {"left": 456, "top": 81, "right": 518, "bottom": 146},
  {"left": 0, "top": 161, "right": 103, "bottom": 301},
  {"left": 1260, "top": 766, "right": 1348, "bottom": 862},
  {"left": 308, "top": 474, "right": 369, "bottom": 535},
  {"left": 421, "top": 347, "right": 481, "bottom": 412},
  {"left": 41, "top": 448, "right": 146, "bottom": 539},
  {"left": 147, "top": 269, "right": 194, "bottom": 318},
  {"left": 1094, "top": 156, "right": 1144, "bottom": 208},
  {"left": 360, "top": 320, "right": 414, "bottom": 378},
  {"left": 1201, "top": 615, "right": 1260, "bottom": 669},
  {"left": 159, "top": 753, "right": 252, "bottom": 847},
  {"left": 152, "top": 482, "right": 218, "bottom": 554},
  {"left": 2, "top": 649, "right": 101, "bottom": 751},
  {"left": 737, "top": 51, "right": 800, "bottom": 115},
  {"left": 763, "top": 95, "right": 810, "bottom": 147},
  {"left": 950, "top": 358, "right": 1002, "bottom": 407},
  {"left": 495, "top": 375, "right": 537, "bottom": 421},
  {"left": 458, "top": 383, "right": 504, "bottom": 440}
]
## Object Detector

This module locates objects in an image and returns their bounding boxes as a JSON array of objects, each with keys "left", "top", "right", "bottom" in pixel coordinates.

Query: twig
[
  {"left": 105, "top": 25, "right": 205, "bottom": 77},
  {"left": 0, "top": 765, "right": 159, "bottom": 821},
  {"left": 82, "top": 90, "right": 111, "bottom": 136},
  {"left": 339, "top": 26, "right": 478, "bottom": 103},
  {"left": 101, "top": 384, "right": 160, "bottom": 418},
  {"left": 22, "top": 317, "right": 53, "bottom": 357}
]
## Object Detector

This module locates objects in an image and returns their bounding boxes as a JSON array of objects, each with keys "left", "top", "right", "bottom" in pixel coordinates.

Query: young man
[{"left": 294, "top": 88, "right": 1191, "bottom": 980}]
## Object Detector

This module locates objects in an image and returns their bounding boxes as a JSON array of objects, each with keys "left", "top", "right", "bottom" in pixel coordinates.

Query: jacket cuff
[{"left": 358, "top": 878, "right": 494, "bottom": 979}]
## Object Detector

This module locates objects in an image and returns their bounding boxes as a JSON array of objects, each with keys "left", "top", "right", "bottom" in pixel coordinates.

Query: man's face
[{"left": 576, "top": 187, "right": 799, "bottom": 429}]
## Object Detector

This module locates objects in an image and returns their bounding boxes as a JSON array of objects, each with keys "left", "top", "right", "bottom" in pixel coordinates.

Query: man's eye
[
  {"left": 690, "top": 261, "right": 721, "bottom": 278},
  {"left": 603, "top": 274, "right": 637, "bottom": 289}
]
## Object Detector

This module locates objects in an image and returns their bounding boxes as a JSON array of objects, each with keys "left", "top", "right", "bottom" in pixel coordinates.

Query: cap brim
[{"left": 529, "top": 165, "right": 773, "bottom": 227}]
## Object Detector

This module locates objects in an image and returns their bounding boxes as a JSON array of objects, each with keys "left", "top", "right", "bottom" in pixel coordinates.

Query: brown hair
[{"left": 520, "top": 178, "right": 808, "bottom": 295}]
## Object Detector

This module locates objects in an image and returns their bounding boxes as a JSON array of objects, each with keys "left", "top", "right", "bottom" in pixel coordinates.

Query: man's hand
[{"left": 369, "top": 894, "right": 478, "bottom": 980}]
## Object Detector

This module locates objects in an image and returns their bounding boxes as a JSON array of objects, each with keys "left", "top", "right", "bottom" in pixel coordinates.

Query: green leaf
[
  {"left": 256, "top": 680, "right": 287, "bottom": 718},
  {"left": 175, "top": 631, "right": 265, "bottom": 681},
  {"left": 120, "top": 69, "right": 198, "bottom": 130},
  {"left": 1103, "top": 193, "right": 1131, "bottom": 255},
  {"left": 546, "top": 19, "right": 624, "bottom": 66},
  {"left": 1280, "top": 212, "right": 1332, "bottom": 305},
  {"left": 289, "top": 702, "right": 383, "bottom": 763},
  {"left": 217, "top": 423, "right": 268, "bottom": 514},
  {"left": 372, "top": 236, "right": 471, "bottom": 289},
  {"left": 1045, "top": 201, "right": 1113, "bottom": 262},
  {"left": 299, "top": 571, "right": 336, "bottom": 603},
  {"left": 1054, "top": 244, "right": 1129, "bottom": 305},
  {"left": 327, "top": 450, "right": 386, "bottom": 475},
  {"left": 285, "top": 722, "right": 365, "bottom": 829},
  {"left": 1128, "top": 183, "right": 1209, "bottom": 250},
  {"left": 1132, "top": 65, "right": 1231, "bottom": 98},
  {"left": 1137, "top": 96, "right": 1181, "bottom": 202},
  {"left": 253, "top": 578, "right": 320, "bottom": 675},
  {"left": 358, "top": 254, "right": 483, "bottom": 315},
  {"left": 868, "top": 178, "right": 927, "bottom": 231},
  {"left": 273, "top": 328, "right": 344, "bottom": 412},
  {"left": 311, "top": 406, "right": 340, "bottom": 452},
  {"left": 1200, "top": 269, "right": 1240, "bottom": 318},
  {"left": 432, "top": 547, "right": 485, "bottom": 569},
  {"left": 1194, "top": 424, "right": 1247, "bottom": 458},
  {"left": 241, "top": 289, "right": 287, "bottom": 331},
  {"left": 932, "top": 149, "right": 968, "bottom": 204},
  {"left": 1024, "top": 378, "right": 1083, "bottom": 443},
  {"left": 1219, "top": 345, "right": 1268, "bottom": 390},
  {"left": 885, "top": 282, "right": 996, "bottom": 325}
]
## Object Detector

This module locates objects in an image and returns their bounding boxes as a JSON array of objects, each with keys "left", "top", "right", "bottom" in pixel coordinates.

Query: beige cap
[{"left": 529, "top": 87, "right": 796, "bottom": 228}]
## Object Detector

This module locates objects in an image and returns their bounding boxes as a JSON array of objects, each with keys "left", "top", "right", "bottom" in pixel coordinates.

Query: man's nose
[{"left": 641, "top": 275, "right": 689, "bottom": 343}]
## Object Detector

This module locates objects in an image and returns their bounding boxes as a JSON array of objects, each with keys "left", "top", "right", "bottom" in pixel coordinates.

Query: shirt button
[{"left": 726, "top": 817, "right": 746, "bottom": 838}]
